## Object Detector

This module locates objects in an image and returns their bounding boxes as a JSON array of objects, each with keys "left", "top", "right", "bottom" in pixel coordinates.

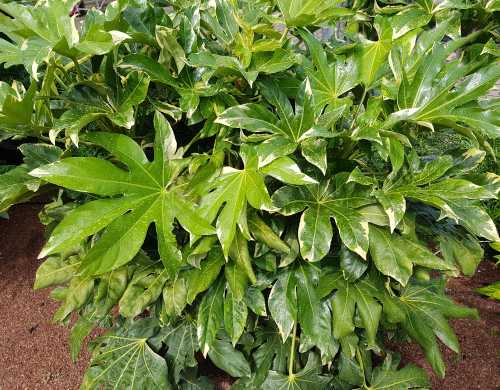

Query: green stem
[
  {"left": 72, "top": 57, "right": 84, "bottom": 81},
  {"left": 37, "top": 133, "right": 98, "bottom": 147},
  {"left": 131, "top": 106, "right": 138, "bottom": 137},
  {"left": 288, "top": 320, "right": 298, "bottom": 376},
  {"left": 183, "top": 128, "right": 204, "bottom": 155},
  {"left": 53, "top": 73, "right": 69, "bottom": 91},
  {"left": 55, "top": 65, "right": 72, "bottom": 85},
  {"left": 280, "top": 27, "right": 290, "bottom": 42},
  {"left": 349, "top": 88, "right": 367, "bottom": 134},
  {"left": 446, "top": 22, "right": 495, "bottom": 54},
  {"left": 138, "top": 100, "right": 149, "bottom": 136},
  {"left": 27, "top": 123, "right": 51, "bottom": 132}
]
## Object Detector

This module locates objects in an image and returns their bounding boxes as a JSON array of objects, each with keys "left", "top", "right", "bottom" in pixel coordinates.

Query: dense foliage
[{"left": 1, "top": 0, "right": 500, "bottom": 388}]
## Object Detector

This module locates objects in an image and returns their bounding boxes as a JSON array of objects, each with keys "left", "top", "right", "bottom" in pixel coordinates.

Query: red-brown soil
[
  {"left": 387, "top": 262, "right": 500, "bottom": 390},
  {"left": 0, "top": 201, "right": 499, "bottom": 389}
]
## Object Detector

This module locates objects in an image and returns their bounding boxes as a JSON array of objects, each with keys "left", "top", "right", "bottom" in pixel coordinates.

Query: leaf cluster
[{"left": 1, "top": 0, "right": 500, "bottom": 388}]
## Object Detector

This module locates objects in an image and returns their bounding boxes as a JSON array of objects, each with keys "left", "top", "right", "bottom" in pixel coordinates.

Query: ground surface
[{"left": 1, "top": 201, "right": 500, "bottom": 389}]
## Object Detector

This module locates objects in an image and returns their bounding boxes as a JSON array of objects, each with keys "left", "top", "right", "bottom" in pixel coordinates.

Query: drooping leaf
[
  {"left": 149, "top": 315, "right": 199, "bottom": 383},
  {"left": 208, "top": 338, "right": 251, "bottom": 377},
  {"left": 197, "top": 273, "right": 226, "bottom": 356},
  {"left": 397, "top": 276, "right": 479, "bottom": 378},
  {"left": 119, "top": 259, "right": 168, "bottom": 318},
  {"left": 268, "top": 258, "right": 331, "bottom": 351}
]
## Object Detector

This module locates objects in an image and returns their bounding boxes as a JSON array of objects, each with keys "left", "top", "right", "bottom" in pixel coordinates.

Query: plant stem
[
  {"left": 349, "top": 88, "right": 367, "bottom": 134},
  {"left": 131, "top": 106, "right": 138, "bottom": 137},
  {"left": 139, "top": 100, "right": 149, "bottom": 136},
  {"left": 53, "top": 73, "right": 69, "bottom": 91},
  {"left": 72, "top": 58, "right": 84, "bottom": 81},
  {"left": 55, "top": 65, "right": 72, "bottom": 85},
  {"left": 37, "top": 133, "right": 97, "bottom": 147},
  {"left": 183, "top": 129, "right": 204, "bottom": 155},
  {"left": 288, "top": 320, "right": 298, "bottom": 376},
  {"left": 280, "top": 27, "right": 290, "bottom": 42}
]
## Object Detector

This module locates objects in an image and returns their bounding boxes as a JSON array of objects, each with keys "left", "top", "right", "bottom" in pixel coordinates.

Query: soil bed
[{"left": 0, "top": 201, "right": 499, "bottom": 389}]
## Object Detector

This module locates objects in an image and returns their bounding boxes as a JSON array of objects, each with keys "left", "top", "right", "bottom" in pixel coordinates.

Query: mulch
[{"left": 0, "top": 200, "right": 499, "bottom": 389}]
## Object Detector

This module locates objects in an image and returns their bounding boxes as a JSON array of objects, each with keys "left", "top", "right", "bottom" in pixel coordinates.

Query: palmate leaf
[
  {"left": 274, "top": 0, "right": 343, "bottom": 27},
  {"left": 353, "top": 16, "right": 393, "bottom": 89},
  {"left": 0, "top": 36, "right": 51, "bottom": 80},
  {"left": 268, "top": 258, "right": 331, "bottom": 351},
  {"left": 0, "top": 79, "right": 37, "bottom": 126},
  {"left": 177, "top": 366, "right": 214, "bottom": 390},
  {"left": 299, "top": 28, "right": 359, "bottom": 110},
  {"left": 119, "top": 53, "right": 220, "bottom": 118},
  {"left": 272, "top": 171, "right": 374, "bottom": 262},
  {"left": 317, "top": 263, "right": 406, "bottom": 343},
  {"left": 80, "top": 317, "right": 170, "bottom": 390},
  {"left": 245, "top": 319, "right": 299, "bottom": 388},
  {"left": 0, "top": 0, "right": 129, "bottom": 78},
  {"left": 259, "top": 351, "right": 331, "bottom": 390},
  {"left": 187, "top": 48, "right": 301, "bottom": 87},
  {"left": 30, "top": 111, "right": 215, "bottom": 278},
  {"left": 54, "top": 70, "right": 150, "bottom": 144},
  {"left": 121, "top": 0, "right": 171, "bottom": 50},
  {"left": 194, "top": 143, "right": 310, "bottom": 256},
  {"left": 217, "top": 77, "right": 343, "bottom": 171},
  {"left": 0, "top": 143, "right": 61, "bottom": 212},
  {"left": 362, "top": 352, "right": 430, "bottom": 390},
  {"left": 397, "top": 276, "right": 479, "bottom": 378},
  {"left": 149, "top": 315, "right": 199, "bottom": 384},
  {"left": 354, "top": 156, "right": 499, "bottom": 243},
  {"left": 317, "top": 266, "right": 381, "bottom": 346},
  {"left": 386, "top": 41, "right": 500, "bottom": 139}
]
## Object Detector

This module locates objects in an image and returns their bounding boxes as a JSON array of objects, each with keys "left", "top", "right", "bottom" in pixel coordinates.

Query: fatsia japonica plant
[{"left": 1, "top": 0, "right": 500, "bottom": 388}]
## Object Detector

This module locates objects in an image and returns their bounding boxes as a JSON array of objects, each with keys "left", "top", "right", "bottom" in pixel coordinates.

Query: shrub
[{"left": 1, "top": 0, "right": 500, "bottom": 389}]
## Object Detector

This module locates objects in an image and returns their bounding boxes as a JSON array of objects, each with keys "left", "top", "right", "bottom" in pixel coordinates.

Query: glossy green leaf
[
  {"left": 273, "top": 172, "right": 374, "bottom": 261},
  {"left": 149, "top": 316, "right": 199, "bottom": 383},
  {"left": 31, "top": 112, "right": 215, "bottom": 278},
  {"left": 268, "top": 258, "right": 331, "bottom": 351},
  {"left": 94, "top": 268, "right": 128, "bottom": 319},
  {"left": 397, "top": 277, "right": 479, "bottom": 378},
  {"left": 53, "top": 275, "right": 94, "bottom": 323},
  {"left": 224, "top": 290, "right": 248, "bottom": 345},
  {"left": 119, "top": 259, "right": 167, "bottom": 318},
  {"left": 34, "top": 254, "right": 82, "bottom": 290},
  {"left": 195, "top": 144, "right": 275, "bottom": 256},
  {"left": 80, "top": 318, "right": 169, "bottom": 390},
  {"left": 475, "top": 281, "right": 500, "bottom": 300},
  {"left": 299, "top": 28, "right": 358, "bottom": 110},
  {"left": 208, "top": 338, "right": 251, "bottom": 377},
  {"left": 186, "top": 247, "right": 226, "bottom": 304},
  {"left": 258, "top": 351, "right": 331, "bottom": 389},
  {"left": 197, "top": 273, "right": 225, "bottom": 356},
  {"left": 365, "top": 352, "right": 430, "bottom": 390}
]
